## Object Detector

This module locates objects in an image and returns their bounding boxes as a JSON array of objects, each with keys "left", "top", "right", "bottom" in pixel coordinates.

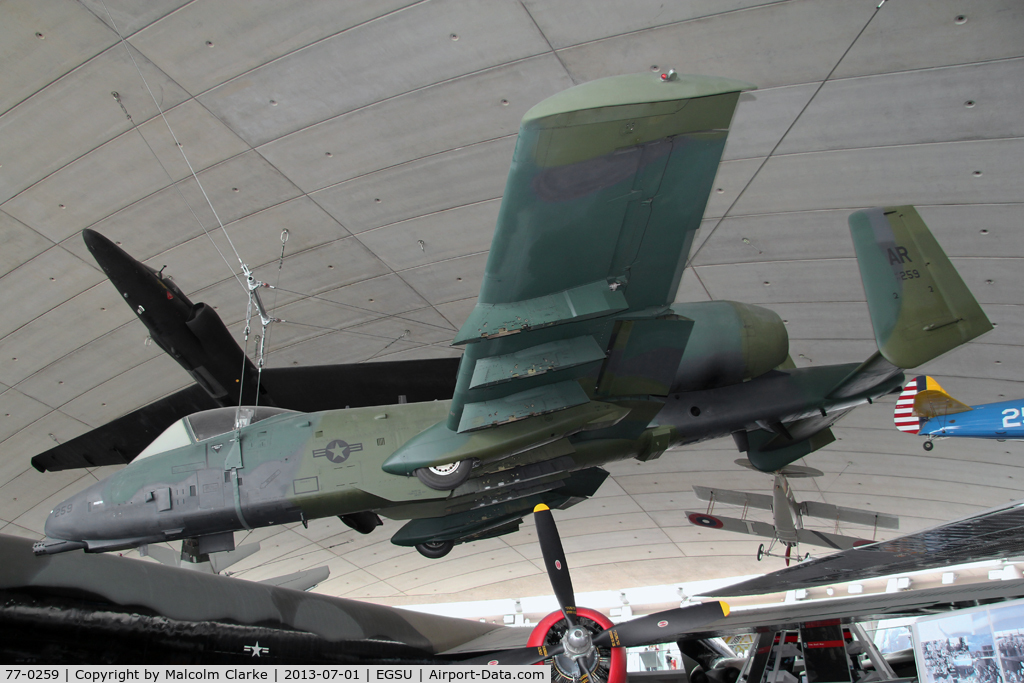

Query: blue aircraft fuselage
[{"left": 920, "top": 399, "right": 1024, "bottom": 440}]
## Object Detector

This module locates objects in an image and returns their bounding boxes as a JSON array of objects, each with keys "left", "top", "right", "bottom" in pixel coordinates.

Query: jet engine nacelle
[{"left": 670, "top": 300, "right": 789, "bottom": 392}]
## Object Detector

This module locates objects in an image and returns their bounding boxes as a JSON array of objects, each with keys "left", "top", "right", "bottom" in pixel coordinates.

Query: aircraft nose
[{"left": 43, "top": 486, "right": 95, "bottom": 541}]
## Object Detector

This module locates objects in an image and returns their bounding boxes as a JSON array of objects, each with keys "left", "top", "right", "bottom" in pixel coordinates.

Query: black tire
[
  {"left": 757, "top": 543, "right": 765, "bottom": 561},
  {"left": 414, "top": 459, "right": 473, "bottom": 490},
  {"left": 923, "top": 440, "right": 934, "bottom": 451},
  {"left": 416, "top": 540, "right": 454, "bottom": 559}
]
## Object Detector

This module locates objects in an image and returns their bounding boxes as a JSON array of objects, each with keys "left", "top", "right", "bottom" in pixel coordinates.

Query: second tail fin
[
  {"left": 894, "top": 375, "right": 973, "bottom": 435},
  {"left": 849, "top": 206, "right": 992, "bottom": 369}
]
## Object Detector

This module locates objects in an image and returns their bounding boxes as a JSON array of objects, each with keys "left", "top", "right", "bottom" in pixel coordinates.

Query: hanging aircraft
[
  {"left": 685, "top": 465, "right": 899, "bottom": 565},
  {"left": 33, "top": 71, "right": 991, "bottom": 560},
  {"left": 894, "top": 375, "right": 1024, "bottom": 450},
  {"left": 29, "top": 229, "right": 460, "bottom": 473}
]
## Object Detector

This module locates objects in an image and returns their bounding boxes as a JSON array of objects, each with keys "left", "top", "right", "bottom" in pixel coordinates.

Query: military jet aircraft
[
  {"left": 35, "top": 71, "right": 991, "bottom": 560},
  {"left": 29, "top": 229, "right": 460, "bottom": 473},
  {"left": 894, "top": 375, "right": 1024, "bottom": 450},
  {"left": 686, "top": 466, "right": 899, "bottom": 565}
]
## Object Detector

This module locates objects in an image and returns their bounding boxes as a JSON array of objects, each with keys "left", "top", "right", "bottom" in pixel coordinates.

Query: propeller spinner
[{"left": 469, "top": 504, "right": 730, "bottom": 683}]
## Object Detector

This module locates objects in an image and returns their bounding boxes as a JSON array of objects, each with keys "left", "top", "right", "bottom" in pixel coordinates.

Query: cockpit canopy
[{"left": 134, "top": 406, "right": 296, "bottom": 462}]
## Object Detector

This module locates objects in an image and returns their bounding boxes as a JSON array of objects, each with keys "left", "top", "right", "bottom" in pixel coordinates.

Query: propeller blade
[
  {"left": 534, "top": 504, "right": 577, "bottom": 620},
  {"left": 592, "top": 601, "right": 729, "bottom": 649},
  {"left": 463, "top": 643, "right": 565, "bottom": 666}
]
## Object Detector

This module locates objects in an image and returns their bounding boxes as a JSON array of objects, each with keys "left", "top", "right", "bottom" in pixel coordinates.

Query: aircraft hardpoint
[{"left": 34, "top": 71, "right": 991, "bottom": 561}]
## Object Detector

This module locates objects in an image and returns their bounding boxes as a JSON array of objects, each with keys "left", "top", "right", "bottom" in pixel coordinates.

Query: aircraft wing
[
  {"left": 686, "top": 511, "right": 777, "bottom": 540},
  {"left": 799, "top": 501, "right": 899, "bottom": 530},
  {"left": 794, "top": 528, "right": 872, "bottom": 551},
  {"left": 693, "top": 485, "right": 774, "bottom": 512},
  {"left": 711, "top": 498, "right": 1024, "bottom": 597},
  {"left": 31, "top": 357, "right": 460, "bottom": 472},
  {"left": 444, "top": 73, "right": 754, "bottom": 436}
]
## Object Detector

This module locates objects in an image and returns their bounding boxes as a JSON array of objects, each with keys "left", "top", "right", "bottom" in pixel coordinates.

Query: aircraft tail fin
[
  {"left": 894, "top": 375, "right": 974, "bottom": 435},
  {"left": 849, "top": 206, "right": 992, "bottom": 369}
]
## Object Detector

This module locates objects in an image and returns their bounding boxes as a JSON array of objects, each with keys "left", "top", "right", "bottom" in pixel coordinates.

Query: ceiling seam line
[
  {"left": 241, "top": 52, "right": 552, "bottom": 148},
  {"left": 354, "top": 197, "right": 503, "bottom": 236},
  {"left": 724, "top": 134, "right": 1024, "bottom": 162},
  {"left": 683, "top": 1, "right": 890, "bottom": 270},
  {"left": 305, "top": 134, "right": 518, "bottom": 194},
  {"left": 518, "top": 1, "right": 578, "bottom": 85}
]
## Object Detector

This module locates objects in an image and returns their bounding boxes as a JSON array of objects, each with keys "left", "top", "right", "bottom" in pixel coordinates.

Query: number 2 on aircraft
[{"left": 1003, "top": 408, "right": 1021, "bottom": 429}]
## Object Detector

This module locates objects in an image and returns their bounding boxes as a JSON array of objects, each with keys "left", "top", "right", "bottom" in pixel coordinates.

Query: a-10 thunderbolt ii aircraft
[
  {"left": 685, "top": 465, "right": 899, "bottom": 565},
  {"left": 34, "top": 71, "right": 991, "bottom": 560},
  {"left": 895, "top": 376, "right": 1024, "bottom": 450}
]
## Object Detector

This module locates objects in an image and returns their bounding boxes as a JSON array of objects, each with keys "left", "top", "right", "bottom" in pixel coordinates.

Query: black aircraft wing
[
  {"left": 0, "top": 533, "right": 498, "bottom": 664},
  {"left": 31, "top": 357, "right": 460, "bottom": 472},
  {"left": 712, "top": 499, "right": 1024, "bottom": 597}
]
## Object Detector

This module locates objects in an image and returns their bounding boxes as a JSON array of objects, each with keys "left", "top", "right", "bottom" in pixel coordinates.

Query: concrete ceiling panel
[
  {"left": 310, "top": 137, "right": 515, "bottom": 234},
  {"left": 0, "top": 283, "right": 134, "bottom": 387},
  {"left": 701, "top": 158, "right": 764, "bottom": 219},
  {"left": 694, "top": 258, "right": 863, "bottom": 305},
  {"left": 258, "top": 55, "right": 570, "bottom": 192},
  {"left": 0, "top": 467, "right": 91, "bottom": 528},
  {"left": 79, "top": 0, "right": 191, "bottom": 37},
  {"left": 559, "top": 0, "right": 875, "bottom": 89},
  {"left": 199, "top": 0, "right": 550, "bottom": 147},
  {"left": 522, "top": 0, "right": 777, "bottom": 50},
  {"left": 3, "top": 130, "right": 189, "bottom": 244},
  {"left": 434, "top": 297, "right": 477, "bottom": 331},
  {"left": 357, "top": 199, "right": 498, "bottom": 272},
  {"left": 164, "top": 150, "right": 304, "bottom": 237},
  {"left": 723, "top": 85, "right": 818, "bottom": 161},
  {"left": 0, "top": 410, "right": 91, "bottom": 486},
  {"left": 691, "top": 209, "right": 856, "bottom": 267},
  {"left": 919, "top": 342, "right": 1024, "bottom": 383},
  {"left": 917, "top": 204, "right": 1024, "bottom": 258},
  {"left": 674, "top": 268, "right": 713, "bottom": 303},
  {"left": 264, "top": 329, "right": 404, "bottom": 369},
  {"left": 128, "top": 0, "right": 419, "bottom": 96},
  {"left": 0, "top": 0, "right": 116, "bottom": 115},
  {"left": 0, "top": 212, "right": 52, "bottom": 279},
  {"left": 131, "top": 99, "right": 252, "bottom": 180},
  {"left": 0, "top": 390, "right": 52, "bottom": 445},
  {"left": 976, "top": 305, "right": 1024, "bottom": 347},
  {"left": 0, "top": 246, "right": 102, "bottom": 340},
  {"left": 400, "top": 252, "right": 487, "bottom": 306},
  {"left": 955, "top": 257, "right": 1024, "bottom": 306},
  {"left": 834, "top": 0, "right": 1024, "bottom": 79},
  {"left": 60, "top": 354, "right": 191, "bottom": 428},
  {"left": 253, "top": 235, "right": 389, "bottom": 298},
  {"left": 766, "top": 302, "right": 873, "bottom": 341},
  {"left": 778, "top": 59, "right": 1024, "bottom": 155},
  {"left": 348, "top": 307, "right": 457, "bottom": 348},
  {"left": 0, "top": 43, "right": 189, "bottom": 204},
  {"left": 371, "top": 344, "right": 463, "bottom": 364},
  {"left": 16, "top": 322, "right": 160, "bottom": 410},
  {"left": 733, "top": 139, "right": 1024, "bottom": 215}
]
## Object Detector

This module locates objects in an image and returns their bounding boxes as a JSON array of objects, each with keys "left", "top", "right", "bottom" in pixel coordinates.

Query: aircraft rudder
[
  {"left": 849, "top": 206, "right": 992, "bottom": 369},
  {"left": 893, "top": 376, "right": 923, "bottom": 435}
]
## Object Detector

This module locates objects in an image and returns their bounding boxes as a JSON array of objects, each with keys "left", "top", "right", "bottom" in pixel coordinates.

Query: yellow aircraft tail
[{"left": 894, "top": 375, "right": 972, "bottom": 434}]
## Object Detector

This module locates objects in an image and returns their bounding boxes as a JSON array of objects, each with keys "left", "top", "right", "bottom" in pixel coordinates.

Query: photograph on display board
[{"left": 914, "top": 599, "right": 1024, "bottom": 683}]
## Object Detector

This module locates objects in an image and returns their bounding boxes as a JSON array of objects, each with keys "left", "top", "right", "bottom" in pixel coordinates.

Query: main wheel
[
  {"left": 415, "top": 459, "right": 473, "bottom": 490},
  {"left": 757, "top": 543, "right": 765, "bottom": 561},
  {"left": 923, "top": 440, "right": 934, "bottom": 451},
  {"left": 415, "top": 540, "right": 454, "bottom": 558}
]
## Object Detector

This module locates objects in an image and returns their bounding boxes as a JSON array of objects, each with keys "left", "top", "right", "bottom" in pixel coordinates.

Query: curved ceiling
[{"left": 1, "top": 0, "right": 1022, "bottom": 609}]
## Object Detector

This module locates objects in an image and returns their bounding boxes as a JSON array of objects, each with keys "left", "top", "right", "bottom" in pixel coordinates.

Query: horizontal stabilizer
[
  {"left": 693, "top": 486, "right": 773, "bottom": 512},
  {"left": 849, "top": 206, "right": 992, "bottom": 368},
  {"left": 685, "top": 511, "right": 776, "bottom": 540},
  {"left": 799, "top": 501, "right": 898, "bottom": 530}
]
